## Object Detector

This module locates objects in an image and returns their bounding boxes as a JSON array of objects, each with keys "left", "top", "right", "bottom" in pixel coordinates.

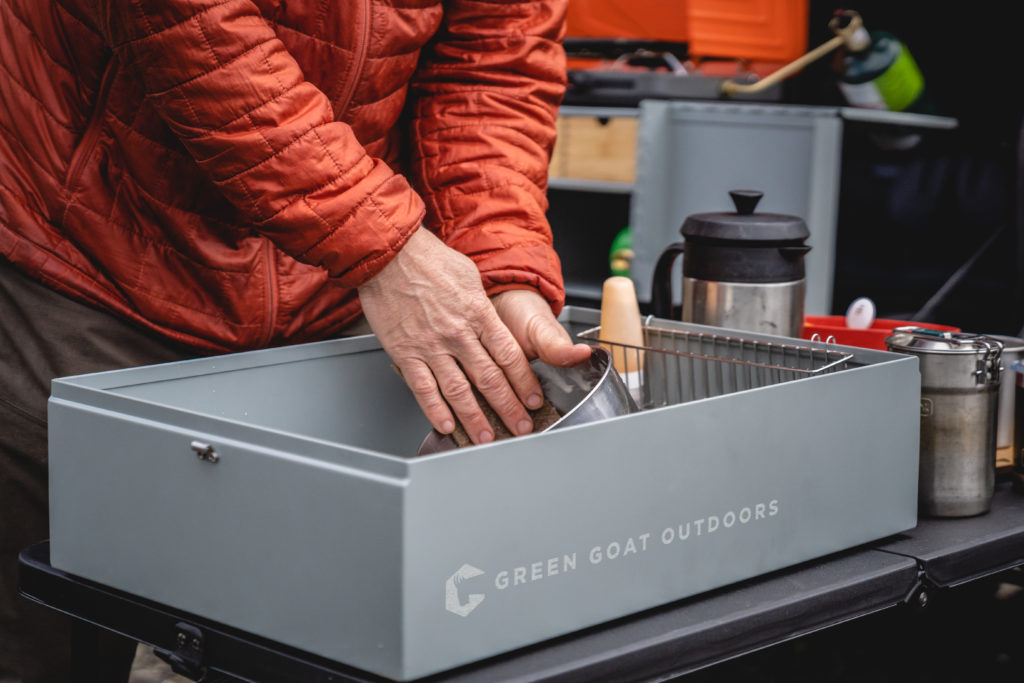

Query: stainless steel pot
[
  {"left": 886, "top": 328, "right": 1003, "bottom": 517},
  {"left": 418, "top": 345, "right": 639, "bottom": 455}
]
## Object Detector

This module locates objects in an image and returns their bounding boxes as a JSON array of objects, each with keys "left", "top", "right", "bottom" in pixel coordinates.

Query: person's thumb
[{"left": 530, "top": 315, "right": 591, "bottom": 367}]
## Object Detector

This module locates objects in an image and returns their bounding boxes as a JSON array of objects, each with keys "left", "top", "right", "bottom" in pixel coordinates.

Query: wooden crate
[{"left": 550, "top": 115, "right": 637, "bottom": 184}]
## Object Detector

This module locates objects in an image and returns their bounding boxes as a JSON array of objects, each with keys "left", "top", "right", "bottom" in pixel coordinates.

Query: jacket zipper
[
  {"left": 336, "top": 0, "right": 370, "bottom": 118},
  {"left": 64, "top": 57, "right": 117, "bottom": 199},
  {"left": 264, "top": 0, "right": 363, "bottom": 346},
  {"left": 261, "top": 242, "right": 278, "bottom": 347},
  {"left": 268, "top": 0, "right": 368, "bottom": 347}
]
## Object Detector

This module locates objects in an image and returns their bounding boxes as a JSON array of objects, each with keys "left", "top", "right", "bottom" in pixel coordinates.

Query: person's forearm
[{"left": 86, "top": 0, "right": 424, "bottom": 288}]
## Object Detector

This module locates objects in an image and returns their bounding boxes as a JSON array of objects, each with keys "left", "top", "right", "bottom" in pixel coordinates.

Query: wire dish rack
[{"left": 578, "top": 319, "right": 854, "bottom": 409}]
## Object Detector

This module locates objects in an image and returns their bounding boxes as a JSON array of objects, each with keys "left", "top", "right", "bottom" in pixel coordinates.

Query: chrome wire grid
[{"left": 578, "top": 319, "right": 854, "bottom": 409}]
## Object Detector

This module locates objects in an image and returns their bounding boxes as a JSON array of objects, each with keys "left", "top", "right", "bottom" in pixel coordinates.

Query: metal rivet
[{"left": 189, "top": 440, "right": 219, "bottom": 464}]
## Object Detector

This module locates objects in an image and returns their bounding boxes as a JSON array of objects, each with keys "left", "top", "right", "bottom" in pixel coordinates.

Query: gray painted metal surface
[
  {"left": 48, "top": 308, "right": 920, "bottom": 680},
  {"left": 627, "top": 101, "right": 956, "bottom": 317},
  {"left": 630, "top": 100, "right": 843, "bottom": 317}
]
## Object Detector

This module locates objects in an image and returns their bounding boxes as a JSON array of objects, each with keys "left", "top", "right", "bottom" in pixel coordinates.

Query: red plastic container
[
  {"left": 565, "top": 0, "right": 808, "bottom": 61},
  {"left": 801, "top": 315, "right": 961, "bottom": 350}
]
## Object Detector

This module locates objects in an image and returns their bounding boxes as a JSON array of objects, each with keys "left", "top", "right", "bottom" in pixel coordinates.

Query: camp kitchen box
[{"left": 47, "top": 307, "right": 920, "bottom": 681}]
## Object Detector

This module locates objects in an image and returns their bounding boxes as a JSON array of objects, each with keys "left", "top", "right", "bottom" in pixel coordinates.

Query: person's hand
[
  {"left": 490, "top": 289, "right": 592, "bottom": 367},
  {"left": 358, "top": 228, "right": 544, "bottom": 445}
]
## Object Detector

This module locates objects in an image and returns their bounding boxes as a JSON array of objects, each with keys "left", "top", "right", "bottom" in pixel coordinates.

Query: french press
[{"left": 650, "top": 190, "right": 812, "bottom": 337}]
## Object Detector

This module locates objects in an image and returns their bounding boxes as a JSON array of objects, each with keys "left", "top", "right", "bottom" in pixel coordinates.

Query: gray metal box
[
  {"left": 627, "top": 100, "right": 957, "bottom": 315},
  {"left": 48, "top": 308, "right": 920, "bottom": 680}
]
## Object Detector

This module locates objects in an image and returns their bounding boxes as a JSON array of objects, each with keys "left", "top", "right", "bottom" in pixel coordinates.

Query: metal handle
[
  {"left": 975, "top": 339, "right": 1003, "bottom": 386},
  {"left": 650, "top": 241, "right": 685, "bottom": 319}
]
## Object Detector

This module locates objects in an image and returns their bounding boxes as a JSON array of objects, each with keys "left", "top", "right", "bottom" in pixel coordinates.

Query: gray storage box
[{"left": 48, "top": 307, "right": 920, "bottom": 680}]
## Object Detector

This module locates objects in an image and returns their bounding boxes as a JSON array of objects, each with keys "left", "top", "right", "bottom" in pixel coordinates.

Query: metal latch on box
[{"left": 190, "top": 441, "right": 219, "bottom": 464}]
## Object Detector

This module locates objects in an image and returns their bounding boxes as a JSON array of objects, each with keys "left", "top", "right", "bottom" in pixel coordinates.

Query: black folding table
[{"left": 19, "top": 482, "right": 1024, "bottom": 683}]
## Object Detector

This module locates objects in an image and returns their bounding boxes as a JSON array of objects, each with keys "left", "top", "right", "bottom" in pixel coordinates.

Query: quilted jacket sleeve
[
  {"left": 408, "top": 0, "right": 570, "bottom": 314},
  {"left": 86, "top": 0, "right": 425, "bottom": 288}
]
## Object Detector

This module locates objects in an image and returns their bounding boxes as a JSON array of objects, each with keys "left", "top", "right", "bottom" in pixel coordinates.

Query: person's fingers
[
  {"left": 429, "top": 353, "right": 503, "bottom": 444},
  {"left": 440, "top": 323, "right": 535, "bottom": 437},
  {"left": 399, "top": 358, "right": 456, "bottom": 436},
  {"left": 478, "top": 312, "right": 544, "bottom": 411}
]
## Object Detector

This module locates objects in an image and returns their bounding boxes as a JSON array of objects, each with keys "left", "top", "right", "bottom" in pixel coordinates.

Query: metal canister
[
  {"left": 885, "top": 328, "right": 1003, "bottom": 517},
  {"left": 1012, "top": 360, "right": 1024, "bottom": 493},
  {"left": 984, "top": 335, "right": 1024, "bottom": 453}
]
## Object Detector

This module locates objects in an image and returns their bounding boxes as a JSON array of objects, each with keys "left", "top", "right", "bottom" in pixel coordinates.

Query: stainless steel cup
[{"left": 886, "top": 328, "right": 1003, "bottom": 517}]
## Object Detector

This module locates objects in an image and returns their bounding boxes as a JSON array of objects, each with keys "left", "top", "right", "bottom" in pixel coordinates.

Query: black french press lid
[
  {"left": 681, "top": 190, "right": 810, "bottom": 242},
  {"left": 679, "top": 190, "right": 811, "bottom": 284}
]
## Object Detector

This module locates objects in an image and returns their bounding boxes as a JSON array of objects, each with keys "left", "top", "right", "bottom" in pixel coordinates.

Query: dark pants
[{"left": 0, "top": 259, "right": 193, "bottom": 682}]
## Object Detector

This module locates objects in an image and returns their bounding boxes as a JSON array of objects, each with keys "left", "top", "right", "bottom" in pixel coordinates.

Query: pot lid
[
  {"left": 885, "top": 327, "right": 1004, "bottom": 355},
  {"left": 681, "top": 190, "right": 810, "bottom": 242}
]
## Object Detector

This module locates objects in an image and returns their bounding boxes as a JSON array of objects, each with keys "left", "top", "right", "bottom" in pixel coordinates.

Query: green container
[{"left": 838, "top": 31, "right": 927, "bottom": 113}]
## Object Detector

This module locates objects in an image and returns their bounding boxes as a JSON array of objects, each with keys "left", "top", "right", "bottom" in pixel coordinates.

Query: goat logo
[{"left": 444, "top": 564, "right": 485, "bottom": 617}]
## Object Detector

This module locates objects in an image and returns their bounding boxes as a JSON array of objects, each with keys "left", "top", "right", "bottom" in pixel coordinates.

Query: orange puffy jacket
[{"left": 0, "top": 0, "right": 568, "bottom": 352}]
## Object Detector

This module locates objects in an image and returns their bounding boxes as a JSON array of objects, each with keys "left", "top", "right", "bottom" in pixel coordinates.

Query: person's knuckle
[
  {"left": 420, "top": 394, "right": 450, "bottom": 415},
  {"left": 524, "top": 313, "right": 549, "bottom": 342},
  {"left": 441, "top": 379, "right": 475, "bottom": 405},
  {"left": 389, "top": 341, "right": 421, "bottom": 360},
  {"left": 406, "top": 374, "right": 437, "bottom": 397},
  {"left": 474, "top": 365, "right": 509, "bottom": 392},
  {"left": 464, "top": 296, "right": 493, "bottom": 321},
  {"left": 490, "top": 338, "right": 524, "bottom": 368},
  {"left": 448, "top": 328, "right": 478, "bottom": 347}
]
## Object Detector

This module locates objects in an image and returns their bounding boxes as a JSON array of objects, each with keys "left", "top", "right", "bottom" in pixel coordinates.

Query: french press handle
[{"left": 650, "top": 242, "right": 685, "bottom": 319}]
